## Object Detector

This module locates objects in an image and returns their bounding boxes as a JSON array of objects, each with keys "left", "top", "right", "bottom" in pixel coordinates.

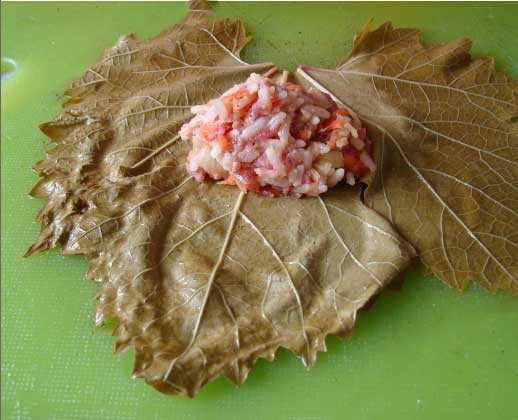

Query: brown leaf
[
  {"left": 83, "top": 168, "right": 414, "bottom": 396},
  {"left": 298, "top": 22, "right": 518, "bottom": 294},
  {"left": 27, "top": 0, "right": 274, "bottom": 255},
  {"left": 27, "top": 4, "right": 415, "bottom": 396}
]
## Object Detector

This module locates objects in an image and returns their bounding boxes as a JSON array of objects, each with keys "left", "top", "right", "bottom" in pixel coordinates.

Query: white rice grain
[
  {"left": 360, "top": 152, "right": 376, "bottom": 171},
  {"left": 302, "top": 105, "right": 330, "bottom": 119},
  {"left": 346, "top": 171, "right": 356, "bottom": 186},
  {"left": 241, "top": 116, "right": 268, "bottom": 140}
]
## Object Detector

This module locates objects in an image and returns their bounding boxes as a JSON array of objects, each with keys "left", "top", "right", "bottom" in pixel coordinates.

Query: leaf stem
[
  {"left": 120, "top": 135, "right": 180, "bottom": 174},
  {"left": 163, "top": 190, "right": 246, "bottom": 382}
]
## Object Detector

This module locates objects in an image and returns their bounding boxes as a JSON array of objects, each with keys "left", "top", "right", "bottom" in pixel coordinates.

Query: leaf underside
[
  {"left": 27, "top": 2, "right": 415, "bottom": 396},
  {"left": 300, "top": 22, "right": 518, "bottom": 294}
]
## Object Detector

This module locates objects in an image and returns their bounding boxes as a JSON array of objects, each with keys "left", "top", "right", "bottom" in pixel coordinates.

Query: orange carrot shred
[
  {"left": 226, "top": 175, "right": 237, "bottom": 185},
  {"left": 217, "top": 134, "right": 233, "bottom": 152},
  {"left": 343, "top": 152, "right": 368, "bottom": 177},
  {"left": 324, "top": 118, "right": 344, "bottom": 131}
]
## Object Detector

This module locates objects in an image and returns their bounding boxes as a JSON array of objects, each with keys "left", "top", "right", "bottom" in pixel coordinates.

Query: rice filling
[{"left": 180, "top": 73, "right": 375, "bottom": 197}]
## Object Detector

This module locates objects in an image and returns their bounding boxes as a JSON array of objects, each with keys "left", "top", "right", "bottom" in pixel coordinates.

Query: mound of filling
[{"left": 180, "top": 73, "right": 375, "bottom": 197}]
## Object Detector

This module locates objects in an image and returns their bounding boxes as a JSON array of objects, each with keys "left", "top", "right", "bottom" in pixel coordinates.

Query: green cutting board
[{"left": 2, "top": 2, "right": 517, "bottom": 419}]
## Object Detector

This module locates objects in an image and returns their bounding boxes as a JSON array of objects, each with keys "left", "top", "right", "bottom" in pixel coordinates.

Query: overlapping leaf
[
  {"left": 299, "top": 23, "right": 518, "bottom": 293},
  {"left": 27, "top": 3, "right": 415, "bottom": 396},
  {"left": 27, "top": 0, "right": 274, "bottom": 255},
  {"left": 81, "top": 158, "right": 414, "bottom": 396}
]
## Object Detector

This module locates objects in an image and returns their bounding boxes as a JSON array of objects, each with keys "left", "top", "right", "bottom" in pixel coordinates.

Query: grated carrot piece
[
  {"left": 225, "top": 175, "right": 237, "bottom": 185},
  {"left": 343, "top": 151, "right": 369, "bottom": 177},
  {"left": 217, "top": 134, "right": 233, "bottom": 152},
  {"left": 324, "top": 118, "right": 344, "bottom": 131}
]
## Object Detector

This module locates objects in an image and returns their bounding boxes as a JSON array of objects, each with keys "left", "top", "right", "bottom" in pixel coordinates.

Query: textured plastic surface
[{"left": 1, "top": 2, "right": 517, "bottom": 419}]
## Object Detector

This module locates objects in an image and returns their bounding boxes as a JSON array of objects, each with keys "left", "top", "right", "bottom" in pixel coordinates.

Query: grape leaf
[
  {"left": 27, "top": 0, "right": 274, "bottom": 255},
  {"left": 27, "top": 2, "right": 415, "bottom": 396},
  {"left": 298, "top": 23, "right": 518, "bottom": 294}
]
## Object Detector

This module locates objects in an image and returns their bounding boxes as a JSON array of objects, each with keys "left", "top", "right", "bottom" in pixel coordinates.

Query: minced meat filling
[{"left": 180, "top": 73, "right": 375, "bottom": 197}]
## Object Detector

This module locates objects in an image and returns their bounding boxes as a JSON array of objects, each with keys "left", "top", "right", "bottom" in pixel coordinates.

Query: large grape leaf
[
  {"left": 27, "top": 2, "right": 415, "bottom": 396},
  {"left": 298, "top": 23, "right": 518, "bottom": 294},
  {"left": 26, "top": 0, "right": 274, "bottom": 255}
]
